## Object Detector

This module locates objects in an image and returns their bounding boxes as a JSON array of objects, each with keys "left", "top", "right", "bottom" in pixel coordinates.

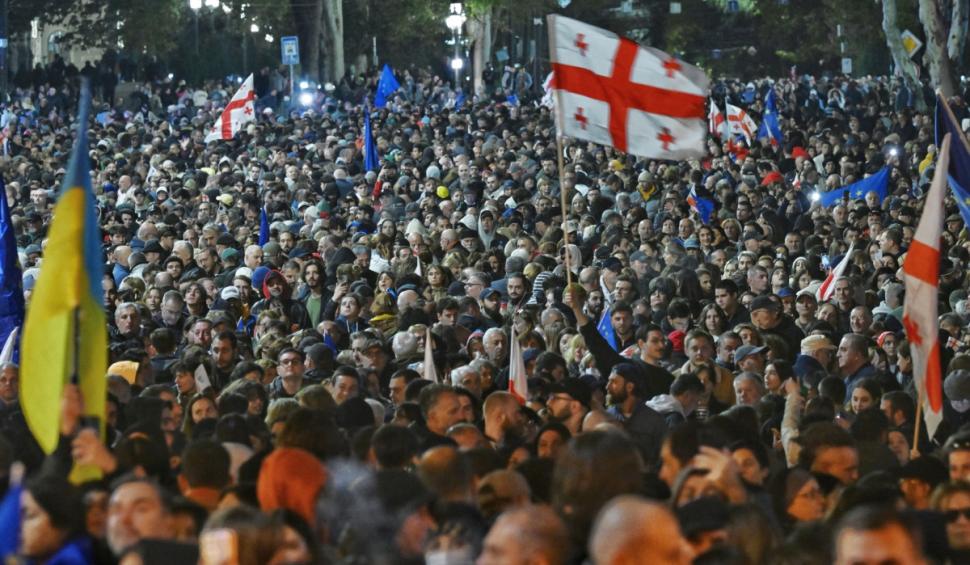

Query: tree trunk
[
  {"left": 883, "top": 0, "right": 927, "bottom": 111},
  {"left": 947, "top": 0, "right": 969, "bottom": 64},
  {"left": 469, "top": 9, "right": 492, "bottom": 94},
  {"left": 291, "top": 0, "right": 322, "bottom": 82},
  {"left": 321, "top": 0, "right": 345, "bottom": 83},
  {"left": 920, "top": 0, "right": 958, "bottom": 97}
]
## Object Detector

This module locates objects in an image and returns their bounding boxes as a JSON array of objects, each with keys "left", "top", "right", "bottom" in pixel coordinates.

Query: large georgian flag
[
  {"left": 206, "top": 74, "right": 256, "bottom": 143},
  {"left": 547, "top": 15, "right": 709, "bottom": 160},
  {"left": 902, "top": 133, "right": 949, "bottom": 440}
]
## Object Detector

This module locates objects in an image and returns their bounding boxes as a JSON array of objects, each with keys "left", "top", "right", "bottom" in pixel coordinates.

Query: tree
[
  {"left": 919, "top": 0, "right": 966, "bottom": 96},
  {"left": 883, "top": 0, "right": 926, "bottom": 111},
  {"left": 321, "top": 0, "right": 345, "bottom": 83}
]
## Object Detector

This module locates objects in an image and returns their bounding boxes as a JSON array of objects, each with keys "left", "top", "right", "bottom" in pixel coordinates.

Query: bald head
[
  {"left": 417, "top": 445, "right": 474, "bottom": 503},
  {"left": 478, "top": 505, "right": 570, "bottom": 565},
  {"left": 589, "top": 495, "right": 693, "bottom": 565}
]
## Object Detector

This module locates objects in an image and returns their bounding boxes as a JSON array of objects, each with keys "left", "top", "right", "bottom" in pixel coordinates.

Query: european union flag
[
  {"left": 364, "top": 107, "right": 379, "bottom": 173},
  {"left": 259, "top": 207, "right": 270, "bottom": 246},
  {"left": 816, "top": 167, "right": 890, "bottom": 207},
  {"left": 0, "top": 176, "right": 23, "bottom": 360},
  {"left": 0, "top": 482, "right": 21, "bottom": 559},
  {"left": 934, "top": 93, "right": 970, "bottom": 226},
  {"left": 757, "top": 88, "right": 783, "bottom": 146},
  {"left": 507, "top": 93, "right": 519, "bottom": 107},
  {"left": 597, "top": 308, "right": 618, "bottom": 351},
  {"left": 455, "top": 90, "right": 466, "bottom": 110},
  {"left": 375, "top": 64, "right": 400, "bottom": 108}
]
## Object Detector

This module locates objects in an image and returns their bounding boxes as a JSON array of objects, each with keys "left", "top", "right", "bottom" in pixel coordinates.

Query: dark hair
[
  {"left": 881, "top": 391, "right": 915, "bottom": 424},
  {"left": 552, "top": 431, "right": 643, "bottom": 549},
  {"left": 279, "top": 408, "right": 348, "bottom": 460},
  {"left": 181, "top": 439, "right": 231, "bottom": 489},
  {"left": 671, "top": 373, "right": 704, "bottom": 396},
  {"left": 277, "top": 347, "right": 305, "bottom": 362},
  {"left": 418, "top": 384, "right": 456, "bottom": 419},
  {"left": 797, "top": 422, "right": 856, "bottom": 470},
  {"left": 850, "top": 408, "right": 889, "bottom": 442},
  {"left": 25, "top": 474, "right": 85, "bottom": 536},
  {"left": 372, "top": 425, "right": 420, "bottom": 469},
  {"left": 834, "top": 504, "right": 923, "bottom": 554},
  {"left": 818, "top": 375, "right": 847, "bottom": 405}
]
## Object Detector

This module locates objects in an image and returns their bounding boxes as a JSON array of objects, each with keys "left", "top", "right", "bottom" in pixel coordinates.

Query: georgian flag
[
  {"left": 547, "top": 14, "right": 709, "bottom": 160},
  {"left": 816, "top": 244, "right": 853, "bottom": 303},
  {"left": 205, "top": 74, "right": 256, "bottom": 143},
  {"left": 709, "top": 100, "right": 725, "bottom": 138},
  {"left": 902, "top": 133, "right": 950, "bottom": 440},
  {"left": 726, "top": 103, "right": 758, "bottom": 142},
  {"left": 508, "top": 323, "right": 528, "bottom": 405}
]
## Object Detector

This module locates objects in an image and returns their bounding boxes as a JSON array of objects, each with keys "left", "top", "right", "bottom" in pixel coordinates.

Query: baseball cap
[
  {"left": 800, "top": 335, "right": 835, "bottom": 353},
  {"left": 749, "top": 295, "right": 781, "bottom": 313},
  {"left": 547, "top": 379, "right": 592, "bottom": 408},
  {"left": 896, "top": 456, "right": 947, "bottom": 488},
  {"left": 479, "top": 288, "right": 499, "bottom": 301},
  {"left": 220, "top": 286, "right": 240, "bottom": 301},
  {"left": 734, "top": 344, "right": 767, "bottom": 363}
]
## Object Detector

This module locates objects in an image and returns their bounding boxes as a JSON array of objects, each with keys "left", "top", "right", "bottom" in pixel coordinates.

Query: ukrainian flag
[{"left": 21, "top": 81, "right": 107, "bottom": 476}]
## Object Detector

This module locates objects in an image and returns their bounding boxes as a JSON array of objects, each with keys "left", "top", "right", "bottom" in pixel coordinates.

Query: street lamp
[
  {"left": 445, "top": 2, "right": 466, "bottom": 88},
  {"left": 189, "top": 0, "right": 202, "bottom": 55}
]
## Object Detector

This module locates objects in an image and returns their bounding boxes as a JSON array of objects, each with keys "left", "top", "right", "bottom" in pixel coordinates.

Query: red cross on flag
[
  {"left": 902, "top": 132, "right": 949, "bottom": 440},
  {"left": 547, "top": 15, "right": 709, "bottom": 159},
  {"left": 205, "top": 74, "right": 256, "bottom": 143},
  {"left": 725, "top": 103, "right": 758, "bottom": 142}
]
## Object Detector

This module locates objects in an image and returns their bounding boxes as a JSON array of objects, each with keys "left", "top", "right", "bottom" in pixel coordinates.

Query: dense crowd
[{"left": 3, "top": 57, "right": 970, "bottom": 565}]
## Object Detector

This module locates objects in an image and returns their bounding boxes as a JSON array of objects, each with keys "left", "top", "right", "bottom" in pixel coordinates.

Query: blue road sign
[{"left": 281, "top": 36, "right": 300, "bottom": 66}]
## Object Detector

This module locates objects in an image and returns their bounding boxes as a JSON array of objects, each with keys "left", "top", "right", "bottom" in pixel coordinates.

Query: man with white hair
[
  {"left": 392, "top": 331, "right": 419, "bottom": 361},
  {"left": 451, "top": 365, "right": 482, "bottom": 398},
  {"left": 244, "top": 244, "right": 264, "bottom": 269}
]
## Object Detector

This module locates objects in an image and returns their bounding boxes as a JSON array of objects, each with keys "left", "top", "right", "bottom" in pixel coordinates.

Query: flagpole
[
  {"left": 556, "top": 135, "right": 573, "bottom": 287},
  {"left": 939, "top": 91, "right": 970, "bottom": 154},
  {"left": 912, "top": 390, "right": 923, "bottom": 458}
]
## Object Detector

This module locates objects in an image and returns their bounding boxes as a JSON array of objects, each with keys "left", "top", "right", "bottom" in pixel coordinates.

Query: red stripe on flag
[
  {"left": 219, "top": 91, "right": 255, "bottom": 140},
  {"left": 927, "top": 339, "right": 943, "bottom": 411},
  {"left": 903, "top": 239, "right": 940, "bottom": 286},
  {"left": 551, "top": 38, "right": 706, "bottom": 152}
]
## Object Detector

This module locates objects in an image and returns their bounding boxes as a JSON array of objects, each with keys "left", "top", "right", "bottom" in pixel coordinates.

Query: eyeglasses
[
  {"left": 547, "top": 394, "right": 573, "bottom": 403},
  {"left": 278, "top": 357, "right": 301, "bottom": 366},
  {"left": 945, "top": 508, "right": 970, "bottom": 523}
]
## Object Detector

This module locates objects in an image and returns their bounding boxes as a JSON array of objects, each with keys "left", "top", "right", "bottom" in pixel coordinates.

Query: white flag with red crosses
[
  {"left": 206, "top": 74, "right": 256, "bottom": 143},
  {"left": 547, "top": 15, "right": 709, "bottom": 159},
  {"left": 902, "top": 133, "right": 949, "bottom": 441}
]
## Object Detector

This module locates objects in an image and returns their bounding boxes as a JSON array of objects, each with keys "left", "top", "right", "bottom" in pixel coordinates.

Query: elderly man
[
  {"left": 733, "top": 372, "right": 766, "bottom": 406},
  {"left": 111, "top": 302, "right": 141, "bottom": 344}
]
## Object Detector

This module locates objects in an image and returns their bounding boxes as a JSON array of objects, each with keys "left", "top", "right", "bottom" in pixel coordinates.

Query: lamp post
[
  {"left": 445, "top": 2, "right": 466, "bottom": 88},
  {"left": 189, "top": 0, "right": 202, "bottom": 55}
]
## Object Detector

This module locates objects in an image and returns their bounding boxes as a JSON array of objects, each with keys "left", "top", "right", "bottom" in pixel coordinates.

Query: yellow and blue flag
[
  {"left": 0, "top": 176, "right": 24, "bottom": 359},
  {"left": 20, "top": 81, "right": 107, "bottom": 470}
]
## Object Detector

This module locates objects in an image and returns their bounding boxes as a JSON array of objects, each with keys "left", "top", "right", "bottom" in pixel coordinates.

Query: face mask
[
  {"left": 425, "top": 548, "right": 474, "bottom": 565},
  {"left": 952, "top": 399, "right": 970, "bottom": 413}
]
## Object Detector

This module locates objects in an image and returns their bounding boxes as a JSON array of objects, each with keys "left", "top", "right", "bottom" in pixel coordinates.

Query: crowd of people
[{"left": 2, "top": 56, "right": 970, "bottom": 564}]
